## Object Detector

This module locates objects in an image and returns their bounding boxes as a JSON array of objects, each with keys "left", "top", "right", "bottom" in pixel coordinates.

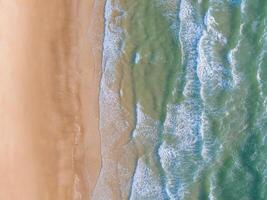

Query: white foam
[
  {"left": 158, "top": 100, "right": 202, "bottom": 199},
  {"left": 240, "top": 0, "right": 247, "bottom": 14},
  {"left": 100, "top": 83, "right": 132, "bottom": 156},
  {"left": 200, "top": 112, "right": 209, "bottom": 160},
  {"left": 159, "top": 143, "right": 188, "bottom": 200},
  {"left": 164, "top": 103, "right": 201, "bottom": 151},
  {"left": 132, "top": 103, "right": 159, "bottom": 143},
  {"left": 99, "top": 0, "right": 131, "bottom": 154},
  {"left": 198, "top": 35, "right": 228, "bottom": 88},
  {"left": 256, "top": 19, "right": 267, "bottom": 98},
  {"left": 94, "top": 1, "right": 134, "bottom": 199},
  {"left": 134, "top": 52, "right": 141, "bottom": 64},
  {"left": 102, "top": 0, "right": 125, "bottom": 84},
  {"left": 130, "top": 158, "right": 165, "bottom": 200},
  {"left": 156, "top": 2, "right": 205, "bottom": 198},
  {"left": 204, "top": 8, "right": 227, "bottom": 45},
  {"left": 179, "top": 0, "right": 203, "bottom": 48},
  {"left": 159, "top": 2, "right": 229, "bottom": 192},
  {"left": 208, "top": 175, "right": 216, "bottom": 200},
  {"left": 228, "top": 42, "right": 242, "bottom": 86},
  {"left": 156, "top": 0, "right": 180, "bottom": 36},
  {"left": 197, "top": 7, "right": 230, "bottom": 91}
]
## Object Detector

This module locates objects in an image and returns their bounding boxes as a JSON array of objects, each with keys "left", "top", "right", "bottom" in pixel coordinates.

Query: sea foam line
[{"left": 94, "top": 0, "right": 129, "bottom": 199}]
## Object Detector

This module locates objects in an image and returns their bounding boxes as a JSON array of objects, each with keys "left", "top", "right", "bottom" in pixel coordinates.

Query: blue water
[{"left": 94, "top": 0, "right": 267, "bottom": 199}]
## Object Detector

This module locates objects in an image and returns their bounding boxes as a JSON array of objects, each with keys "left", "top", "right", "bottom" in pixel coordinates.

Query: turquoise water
[{"left": 94, "top": 0, "right": 267, "bottom": 199}]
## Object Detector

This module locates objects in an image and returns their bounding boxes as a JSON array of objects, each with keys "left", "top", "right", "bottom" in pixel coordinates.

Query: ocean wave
[
  {"left": 96, "top": 0, "right": 267, "bottom": 198},
  {"left": 102, "top": 0, "right": 125, "bottom": 84},
  {"left": 156, "top": 0, "right": 180, "bottom": 38},
  {"left": 159, "top": 101, "right": 202, "bottom": 199},
  {"left": 130, "top": 158, "right": 165, "bottom": 200}
]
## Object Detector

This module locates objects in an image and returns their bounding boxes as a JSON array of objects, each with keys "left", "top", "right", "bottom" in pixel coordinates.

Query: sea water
[{"left": 94, "top": 0, "right": 267, "bottom": 199}]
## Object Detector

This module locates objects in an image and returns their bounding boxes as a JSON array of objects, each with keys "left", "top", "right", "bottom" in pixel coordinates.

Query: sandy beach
[{"left": 0, "top": 0, "right": 103, "bottom": 199}]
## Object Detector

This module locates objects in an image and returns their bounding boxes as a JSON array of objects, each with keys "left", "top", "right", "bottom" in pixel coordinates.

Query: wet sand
[{"left": 0, "top": 0, "right": 103, "bottom": 199}]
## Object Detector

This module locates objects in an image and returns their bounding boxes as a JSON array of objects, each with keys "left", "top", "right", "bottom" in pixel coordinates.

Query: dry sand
[{"left": 0, "top": 0, "right": 103, "bottom": 199}]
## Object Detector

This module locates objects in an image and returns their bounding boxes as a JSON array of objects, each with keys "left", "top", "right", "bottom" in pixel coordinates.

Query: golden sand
[{"left": 0, "top": 0, "right": 103, "bottom": 199}]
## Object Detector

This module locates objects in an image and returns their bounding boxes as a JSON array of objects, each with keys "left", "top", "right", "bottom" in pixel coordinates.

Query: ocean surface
[{"left": 94, "top": 0, "right": 267, "bottom": 199}]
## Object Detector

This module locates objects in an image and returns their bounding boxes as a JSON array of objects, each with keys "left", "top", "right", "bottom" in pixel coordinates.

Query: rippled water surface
[{"left": 94, "top": 0, "right": 267, "bottom": 199}]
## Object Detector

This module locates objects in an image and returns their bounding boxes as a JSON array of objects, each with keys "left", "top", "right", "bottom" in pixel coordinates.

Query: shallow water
[{"left": 94, "top": 0, "right": 267, "bottom": 199}]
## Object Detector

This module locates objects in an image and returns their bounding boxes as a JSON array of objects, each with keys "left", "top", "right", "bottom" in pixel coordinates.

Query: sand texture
[{"left": 0, "top": 0, "right": 103, "bottom": 199}]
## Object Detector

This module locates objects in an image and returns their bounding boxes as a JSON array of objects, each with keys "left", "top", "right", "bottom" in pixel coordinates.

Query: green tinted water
[{"left": 94, "top": 0, "right": 267, "bottom": 199}]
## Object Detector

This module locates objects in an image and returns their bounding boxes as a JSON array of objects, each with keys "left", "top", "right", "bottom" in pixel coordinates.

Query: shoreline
[
  {"left": 81, "top": 0, "right": 105, "bottom": 198},
  {"left": 0, "top": 0, "right": 104, "bottom": 199}
]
